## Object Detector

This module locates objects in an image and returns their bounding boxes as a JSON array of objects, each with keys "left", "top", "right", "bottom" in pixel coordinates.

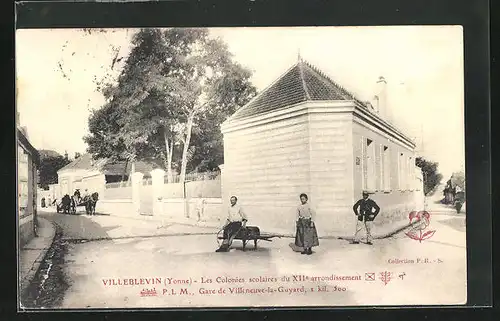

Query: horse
[
  {"left": 83, "top": 192, "right": 99, "bottom": 215},
  {"left": 56, "top": 194, "right": 72, "bottom": 214}
]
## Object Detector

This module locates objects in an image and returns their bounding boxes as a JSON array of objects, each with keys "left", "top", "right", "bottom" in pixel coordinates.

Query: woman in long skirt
[{"left": 294, "top": 193, "right": 319, "bottom": 255}]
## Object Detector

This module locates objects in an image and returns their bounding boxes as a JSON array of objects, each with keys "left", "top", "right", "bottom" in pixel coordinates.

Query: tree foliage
[
  {"left": 38, "top": 152, "right": 71, "bottom": 190},
  {"left": 415, "top": 157, "right": 443, "bottom": 195},
  {"left": 450, "top": 171, "right": 465, "bottom": 191},
  {"left": 84, "top": 28, "right": 257, "bottom": 181}
]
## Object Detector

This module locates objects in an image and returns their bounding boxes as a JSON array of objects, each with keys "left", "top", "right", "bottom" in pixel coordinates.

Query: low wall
[
  {"left": 185, "top": 180, "right": 221, "bottom": 198},
  {"left": 97, "top": 197, "right": 224, "bottom": 222},
  {"left": 161, "top": 198, "right": 224, "bottom": 221},
  {"left": 162, "top": 184, "right": 184, "bottom": 199},
  {"left": 19, "top": 215, "right": 35, "bottom": 248},
  {"left": 161, "top": 180, "right": 222, "bottom": 199},
  {"left": 103, "top": 186, "right": 132, "bottom": 200},
  {"left": 96, "top": 199, "right": 135, "bottom": 217}
]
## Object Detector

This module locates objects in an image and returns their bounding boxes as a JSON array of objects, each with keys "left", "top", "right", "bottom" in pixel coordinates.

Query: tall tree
[
  {"left": 85, "top": 28, "right": 256, "bottom": 182},
  {"left": 450, "top": 171, "right": 465, "bottom": 191},
  {"left": 37, "top": 153, "right": 71, "bottom": 190},
  {"left": 415, "top": 157, "right": 443, "bottom": 195}
]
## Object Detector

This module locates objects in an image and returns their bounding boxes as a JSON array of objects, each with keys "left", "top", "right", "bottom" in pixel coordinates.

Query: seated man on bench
[{"left": 216, "top": 196, "right": 247, "bottom": 252}]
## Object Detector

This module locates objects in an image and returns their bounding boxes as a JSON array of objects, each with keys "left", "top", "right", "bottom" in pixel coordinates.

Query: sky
[{"left": 16, "top": 26, "right": 464, "bottom": 179}]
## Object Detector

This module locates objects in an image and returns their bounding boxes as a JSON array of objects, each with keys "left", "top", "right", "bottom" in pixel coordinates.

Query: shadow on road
[
  {"left": 39, "top": 212, "right": 117, "bottom": 241},
  {"left": 436, "top": 217, "right": 466, "bottom": 233},
  {"left": 90, "top": 212, "right": 111, "bottom": 216}
]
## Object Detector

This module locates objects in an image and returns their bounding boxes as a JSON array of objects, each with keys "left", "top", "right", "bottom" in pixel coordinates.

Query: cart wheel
[{"left": 216, "top": 229, "right": 224, "bottom": 247}]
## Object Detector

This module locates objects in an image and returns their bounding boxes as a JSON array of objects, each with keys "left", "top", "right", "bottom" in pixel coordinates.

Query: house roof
[
  {"left": 58, "top": 153, "right": 155, "bottom": 177},
  {"left": 229, "top": 59, "right": 365, "bottom": 121},
  {"left": 102, "top": 160, "right": 155, "bottom": 177},
  {"left": 58, "top": 153, "right": 97, "bottom": 172},
  {"left": 17, "top": 127, "right": 40, "bottom": 165}
]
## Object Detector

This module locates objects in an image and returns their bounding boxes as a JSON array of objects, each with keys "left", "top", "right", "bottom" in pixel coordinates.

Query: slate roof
[
  {"left": 230, "top": 59, "right": 365, "bottom": 121},
  {"left": 58, "top": 153, "right": 154, "bottom": 177},
  {"left": 58, "top": 153, "right": 98, "bottom": 172},
  {"left": 102, "top": 160, "right": 154, "bottom": 177}
]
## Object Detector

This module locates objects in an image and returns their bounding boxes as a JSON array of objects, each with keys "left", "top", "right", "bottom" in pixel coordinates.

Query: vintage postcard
[{"left": 17, "top": 26, "right": 467, "bottom": 309}]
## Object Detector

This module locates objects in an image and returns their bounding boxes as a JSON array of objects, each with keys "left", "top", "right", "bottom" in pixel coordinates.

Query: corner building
[{"left": 221, "top": 59, "right": 423, "bottom": 236}]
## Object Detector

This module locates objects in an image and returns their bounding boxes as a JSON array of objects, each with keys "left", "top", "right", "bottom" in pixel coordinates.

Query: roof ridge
[
  {"left": 303, "top": 60, "right": 366, "bottom": 105},
  {"left": 227, "top": 62, "right": 302, "bottom": 121},
  {"left": 304, "top": 61, "right": 351, "bottom": 99},
  {"left": 297, "top": 60, "right": 311, "bottom": 100}
]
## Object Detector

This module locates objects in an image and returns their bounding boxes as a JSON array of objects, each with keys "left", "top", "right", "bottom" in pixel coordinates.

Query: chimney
[
  {"left": 64, "top": 150, "right": 69, "bottom": 160},
  {"left": 375, "top": 76, "right": 388, "bottom": 121}
]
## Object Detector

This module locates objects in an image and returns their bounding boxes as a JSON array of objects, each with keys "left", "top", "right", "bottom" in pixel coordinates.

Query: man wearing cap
[{"left": 351, "top": 191, "right": 380, "bottom": 245}]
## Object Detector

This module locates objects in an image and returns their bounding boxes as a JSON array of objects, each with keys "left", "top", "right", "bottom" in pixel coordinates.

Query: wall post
[
  {"left": 131, "top": 172, "right": 144, "bottom": 215},
  {"left": 151, "top": 168, "right": 165, "bottom": 216}
]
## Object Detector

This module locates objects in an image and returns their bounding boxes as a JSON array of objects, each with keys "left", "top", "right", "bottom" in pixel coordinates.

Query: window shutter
[{"left": 361, "top": 136, "right": 366, "bottom": 190}]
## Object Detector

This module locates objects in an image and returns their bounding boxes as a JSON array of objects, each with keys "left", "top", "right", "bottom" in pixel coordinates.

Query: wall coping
[
  {"left": 222, "top": 100, "right": 416, "bottom": 150},
  {"left": 99, "top": 199, "right": 133, "bottom": 203},
  {"left": 162, "top": 198, "right": 222, "bottom": 204}
]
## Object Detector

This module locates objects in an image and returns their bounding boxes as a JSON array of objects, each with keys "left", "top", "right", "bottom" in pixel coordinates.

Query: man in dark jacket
[{"left": 351, "top": 191, "right": 380, "bottom": 245}]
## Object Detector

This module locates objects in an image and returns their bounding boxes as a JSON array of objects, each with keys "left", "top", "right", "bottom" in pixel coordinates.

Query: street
[{"left": 24, "top": 197, "right": 466, "bottom": 309}]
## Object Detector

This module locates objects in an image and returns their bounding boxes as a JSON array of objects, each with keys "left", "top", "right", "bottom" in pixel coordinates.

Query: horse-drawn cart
[
  {"left": 216, "top": 225, "right": 284, "bottom": 251},
  {"left": 55, "top": 191, "right": 99, "bottom": 215}
]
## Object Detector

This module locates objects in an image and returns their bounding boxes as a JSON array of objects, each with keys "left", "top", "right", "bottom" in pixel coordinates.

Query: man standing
[
  {"left": 215, "top": 196, "right": 247, "bottom": 252},
  {"left": 196, "top": 194, "right": 205, "bottom": 222},
  {"left": 351, "top": 191, "right": 380, "bottom": 245}
]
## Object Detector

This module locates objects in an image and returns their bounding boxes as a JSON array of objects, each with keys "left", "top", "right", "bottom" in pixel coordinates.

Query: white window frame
[
  {"left": 366, "top": 139, "right": 376, "bottom": 191},
  {"left": 361, "top": 136, "right": 366, "bottom": 190},
  {"left": 407, "top": 156, "right": 413, "bottom": 191},
  {"left": 382, "top": 145, "right": 391, "bottom": 192},
  {"left": 398, "top": 152, "right": 405, "bottom": 191},
  {"left": 378, "top": 144, "right": 383, "bottom": 191}
]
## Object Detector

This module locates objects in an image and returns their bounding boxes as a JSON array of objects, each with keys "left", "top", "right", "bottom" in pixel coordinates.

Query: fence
[
  {"left": 105, "top": 181, "right": 132, "bottom": 189},
  {"left": 164, "top": 171, "right": 220, "bottom": 184},
  {"left": 94, "top": 170, "right": 222, "bottom": 217}
]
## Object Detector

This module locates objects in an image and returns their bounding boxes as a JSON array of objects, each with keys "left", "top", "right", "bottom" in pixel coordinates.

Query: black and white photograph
[{"left": 16, "top": 26, "right": 467, "bottom": 309}]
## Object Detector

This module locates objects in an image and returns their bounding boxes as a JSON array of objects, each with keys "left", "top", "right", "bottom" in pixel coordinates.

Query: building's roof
[
  {"left": 58, "top": 153, "right": 155, "bottom": 177},
  {"left": 17, "top": 127, "right": 40, "bottom": 165},
  {"left": 58, "top": 153, "right": 96, "bottom": 172},
  {"left": 102, "top": 160, "right": 155, "bottom": 177},
  {"left": 230, "top": 59, "right": 365, "bottom": 121}
]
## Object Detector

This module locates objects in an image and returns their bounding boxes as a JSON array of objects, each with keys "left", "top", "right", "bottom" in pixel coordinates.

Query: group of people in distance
[{"left": 215, "top": 191, "right": 380, "bottom": 253}]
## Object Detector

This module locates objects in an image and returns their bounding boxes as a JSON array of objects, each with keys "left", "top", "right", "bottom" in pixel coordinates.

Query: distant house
[
  {"left": 56, "top": 153, "right": 155, "bottom": 198},
  {"left": 221, "top": 59, "right": 423, "bottom": 235},
  {"left": 18, "top": 127, "right": 40, "bottom": 247}
]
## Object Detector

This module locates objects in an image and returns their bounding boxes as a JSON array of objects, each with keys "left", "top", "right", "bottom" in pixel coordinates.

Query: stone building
[
  {"left": 220, "top": 58, "right": 423, "bottom": 235},
  {"left": 17, "top": 126, "right": 40, "bottom": 247}
]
